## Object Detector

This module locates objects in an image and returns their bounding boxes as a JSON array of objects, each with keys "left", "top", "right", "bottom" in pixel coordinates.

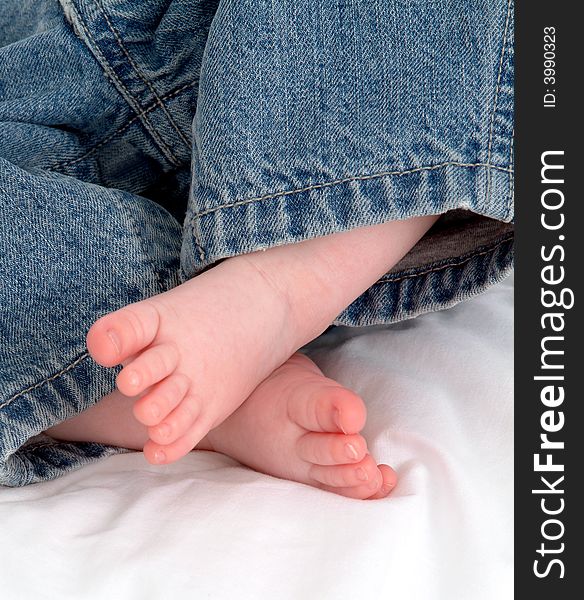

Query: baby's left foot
[
  {"left": 199, "top": 352, "right": 397, "bottom": 500},
  {"left": 45, "top": 352, "right": 395, "bottom": 499}
]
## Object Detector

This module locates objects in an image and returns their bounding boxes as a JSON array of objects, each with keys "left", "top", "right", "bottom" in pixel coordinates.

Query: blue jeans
[{"left": 0, "top": 0, "right": 514, "bottom": 486}]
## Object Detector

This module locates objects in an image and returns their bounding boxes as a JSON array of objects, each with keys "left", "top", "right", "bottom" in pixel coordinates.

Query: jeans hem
[
  {"left": 181, "top": 161, "right": 514, "bottom": 324},
  {"left": 334, "top": 236, "right": 514, "bottom": 326},
  {"left": 0, "top": 351, "right": 126, "bottom": 487}
]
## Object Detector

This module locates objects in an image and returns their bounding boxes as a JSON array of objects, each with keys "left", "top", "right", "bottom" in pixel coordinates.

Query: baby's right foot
[{"left": 199, "top": 353, "right": 396, "bottom": 500}]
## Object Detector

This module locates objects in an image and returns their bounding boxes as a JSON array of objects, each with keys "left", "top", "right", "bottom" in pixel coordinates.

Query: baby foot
[
  {"left": 199, "top": 353, "right": 397, "bottom": 499},
  {"left": 87, "top": 253, "right": 304, "bottom": 465}
]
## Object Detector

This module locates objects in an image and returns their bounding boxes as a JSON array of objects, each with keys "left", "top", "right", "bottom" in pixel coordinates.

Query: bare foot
[
  {"left": 201, "top": 353, "right": 396, "bottom": 499},
  {"left": 86, "top": 216, "right": 437, "bottom": 465},
  {"left": 47, "top": 353, "right": 396, "bottom": 499}
]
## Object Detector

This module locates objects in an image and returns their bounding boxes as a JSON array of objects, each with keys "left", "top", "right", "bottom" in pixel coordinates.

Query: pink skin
[
  {"left": 53, "top": 215, "right": 438, "bottom": 498},
  {"left": 48, "top": 352, "right": 396, "bottom": 499},
  {"left": 203, "top": 352, "right": 397, "bottom": 499}
]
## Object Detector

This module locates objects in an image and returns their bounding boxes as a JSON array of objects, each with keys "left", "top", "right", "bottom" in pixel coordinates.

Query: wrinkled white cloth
[{"left": 0, "top": 275, "right": 513, "bottom": 600}]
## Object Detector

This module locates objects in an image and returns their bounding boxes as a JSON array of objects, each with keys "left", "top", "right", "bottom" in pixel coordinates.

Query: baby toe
[
  {"left": 133, "top": 373, "right": 190, "bottom": 426},
  {"left": 87, "top": 301, "right": 161, "bottom": 367},
  {"left": 296, "top": 432, "right": 367, "bottom": 465},
  {"left": 367, "top": 464, "right": 398, "bottom": 499},
  {"left": 144, "top": 416, "right": 212, "bottom": 465},
  {"left": 289, "top": 384, "right": 367, "bottom": 434},
  {"left": 319, "top": 467, "right": 384, "bottom": 500},
  {"left": 330, "top": 388, "right": 367, "bottom": 435},
  {"left": 309, "top": 454, "right": 379, "bottom": 488},
  {"left": 148, "top": 393, "right": 201, "bottom": 445},
  {"left": 116, "top": 343, "right": 179, "bottom": 397}
]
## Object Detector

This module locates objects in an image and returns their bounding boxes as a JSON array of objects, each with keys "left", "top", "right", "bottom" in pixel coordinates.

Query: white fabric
[{"left": 0, "top": 275, "right": 513, "bottom": 600}]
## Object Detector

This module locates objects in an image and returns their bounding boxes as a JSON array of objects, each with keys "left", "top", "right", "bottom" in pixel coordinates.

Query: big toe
[
  {"left": 288, "top": 381, "right": 367, "bottom": 435},
  {"left": 87, "top": 300, "right": 161, "bottom": 367}
]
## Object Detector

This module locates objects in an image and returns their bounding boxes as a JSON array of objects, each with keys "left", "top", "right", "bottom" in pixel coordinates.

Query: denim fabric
[
  {"left": 181, "top": 0, "right": 514, "bottom": 325},
  {"left": 1, "top": 0, "right": 513, "bottom": 486},
  {"left": 0, "top": 159, "right": 183, "bottom": 486}
]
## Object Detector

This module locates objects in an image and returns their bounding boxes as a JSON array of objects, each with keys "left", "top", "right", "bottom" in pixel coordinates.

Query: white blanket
[{"left": 0, "top": 275, "right": 513, "bottom": 600}]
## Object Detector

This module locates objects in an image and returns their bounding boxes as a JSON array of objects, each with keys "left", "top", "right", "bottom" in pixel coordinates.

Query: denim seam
[
  {"left": 112, "top": 193, "right": 166, "bottom": 295},
  {"left": 130, "top": 218, "right": 165, "bottom": 295},
  {"left": 63, "top": 1, "right": 181, "bottom": 166},
  {"left": 191, "top": 217, "right": 207, "bottom": 262},
  {"left": 377, "top": 235, "right": 514, "bottom": 284},
  {"left": 0, "top": 352, "right": 90, "bottom": 411},
  {"left": 508, "top": 128, "right": 515, "bottom": 220},
  {"left": 485, "top": 0, "right": 513, "bottom": 210},
  {"left": 189, "top": 161, "right": 514, "bottom": 222},
  {"left": 47, "top": 81, "right": 196, "bottom": 171},
  {"left": 94, "top": 0, "right": 192, "bottom": 151}
]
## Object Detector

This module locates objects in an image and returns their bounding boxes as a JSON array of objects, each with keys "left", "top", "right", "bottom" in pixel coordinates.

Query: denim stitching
[
  {"left": 190, "top": 161, "right": 514, "bottom": 222},
  {"left": 507, "top": 129, "right": 515, "bottom": 220},
  {"left": 65, "top": 3, "right": 181, "bottom": 166},
  {"left": 94, "top": 0, "right": 192, "bottom": 150},
  {"left": 190, "top": 217, "right": 206, "bottom": 262},
  {"left": 116, "top": 192, "right": 166, "bottom": 294},
  {"left": 50, "top": 119, "right": 136, "bottom": 171},
  {"left": 485, "top": 0, "right": 513, "bottom": 209},
  {"left": 47, "top": 81, "right": 196, "bottom": 171},
  {"left": 377, "top": 235, "right": 514, "bottom": 284},
  {"left": 0, "top": 353, "right": 90, "bottom": 411}
]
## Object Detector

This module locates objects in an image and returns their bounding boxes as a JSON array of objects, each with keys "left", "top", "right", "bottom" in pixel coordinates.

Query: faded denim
[{"left": 0, "top": 0, "right": 514, "bottom": 486}]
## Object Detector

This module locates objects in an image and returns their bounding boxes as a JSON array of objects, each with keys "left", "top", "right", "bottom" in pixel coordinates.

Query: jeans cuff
[{"left": 180, "top": 161, "right": 514, "bottom": 325}]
